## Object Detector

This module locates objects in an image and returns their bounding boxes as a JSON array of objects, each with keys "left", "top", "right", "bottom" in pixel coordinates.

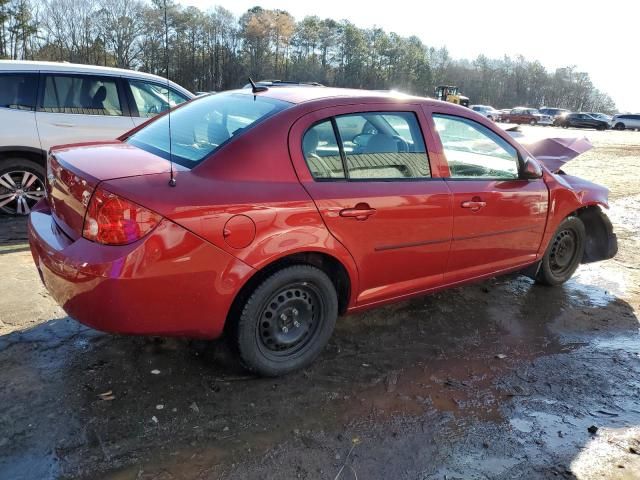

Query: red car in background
[
  {"left": 502, "top": 107, "right": 554, "bottom": 125},
  {"left": 29, "top": 87, "right": 617, "bottom": 376}
]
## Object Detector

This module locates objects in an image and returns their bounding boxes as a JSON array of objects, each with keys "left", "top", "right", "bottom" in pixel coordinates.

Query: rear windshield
[{"left": 127, "top": 92, "right": 291, "bottom": 167}]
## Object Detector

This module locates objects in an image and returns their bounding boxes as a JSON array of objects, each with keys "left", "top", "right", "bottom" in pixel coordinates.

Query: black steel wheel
[
  {"left": 536, "top": 216, "right": 585, "bottom": 286},
  {"left": 232, "top": 265, "right": 338, "bottom": 376},
  {"left": 0, "top": 159, "right": 45, "bottom": 215}
]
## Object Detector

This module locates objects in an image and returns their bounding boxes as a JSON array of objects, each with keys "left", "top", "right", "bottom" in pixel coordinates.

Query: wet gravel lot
[{"left": 0, "top": 126, "right": 639, "bottom": 479}]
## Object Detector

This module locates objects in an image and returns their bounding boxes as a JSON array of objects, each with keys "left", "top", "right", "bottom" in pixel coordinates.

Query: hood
[{"left": 522, "top": 136, "right": 593, "bottom": 172}]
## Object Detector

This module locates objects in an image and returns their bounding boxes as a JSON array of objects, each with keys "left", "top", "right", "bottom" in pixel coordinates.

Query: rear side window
[
  {"left": 302, "top": 111, "right": 430, "bottom": 181},
  {"left": 127, "top": 92, "right": 291, "bottom": 167},
  {"left": 42, "top": 75, "right": 123, "bottom": 116},
  {"left": 336, "top": 112, "right": 430, "bottom": 180},
  {"left": 0, "top": 73, "right": 38, "bottom": 111},
  {"left": 433, "top": 114, "right": 519, "bottom": 179},
  {"left": 129, "top": 80, "right": 189, "bottom": 118}
]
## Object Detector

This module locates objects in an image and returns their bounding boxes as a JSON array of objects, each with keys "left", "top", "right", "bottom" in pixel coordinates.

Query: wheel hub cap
[
  {"left": 258, "top": 285, "right": 320, "bottom": 355},
  {"left": 550, "top": 229, "right": 577, "bottom": 273},
  {"left": 0, "top": 170, "right": 45, "bottom": 215}
]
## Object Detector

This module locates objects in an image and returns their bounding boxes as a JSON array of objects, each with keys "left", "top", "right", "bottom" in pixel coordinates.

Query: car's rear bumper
[{"left": 28, "top": 201, "right": 254, "bottom": 338}]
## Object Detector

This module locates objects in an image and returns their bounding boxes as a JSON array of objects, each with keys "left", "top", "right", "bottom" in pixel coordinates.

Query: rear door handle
[
  {"left": 52, "top": 122, "right": 76, "bottom": 128},
  {"left": 461, "top": 198, "right": 487, "bottom": 211},
  {"left": 339, "top": 203, "right": 376, "bottom": 221}
]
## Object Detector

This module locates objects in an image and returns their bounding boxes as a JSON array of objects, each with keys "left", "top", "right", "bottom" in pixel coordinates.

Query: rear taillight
[{"left": 82, "top": 188, "right": 162, "bottom": 245}]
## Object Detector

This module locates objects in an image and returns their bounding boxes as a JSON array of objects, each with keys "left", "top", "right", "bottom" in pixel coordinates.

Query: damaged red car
[{"left": 28, "top": 86, "right": 617, "bottom": 376}]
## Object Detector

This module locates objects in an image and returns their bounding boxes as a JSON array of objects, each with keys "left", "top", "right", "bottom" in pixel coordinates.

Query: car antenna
[
  {"left": 164, "top": 0, "right": 176, "bottom": 187},
  {"left": 248, "top": 77, "right": 268, "bottom": 94}
]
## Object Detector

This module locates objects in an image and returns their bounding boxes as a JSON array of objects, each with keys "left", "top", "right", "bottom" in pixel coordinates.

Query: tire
[
  {"left": 529, "top": 119, "right": 537, "bottom": 126},
  {"left": 535, "top": 216, "right": 585, "bottom": 286},
  {"left": 614, "top": 122, "right": 625, "bottom": 131},
  {"left": 0, "top": 158, "right": 46, "bottom": 215},
  {"left": 504, "top": 118, "right": 511, "bottom": 123},
  {"left": 232, "top": 265, "right": 338, "bottom": 377}
]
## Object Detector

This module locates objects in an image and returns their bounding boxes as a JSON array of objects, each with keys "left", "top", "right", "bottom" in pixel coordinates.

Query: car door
[
  {"left": 289, "top": 105, "right": 453, "bottom": 306},
  {"left": 427, "top": 111, "right": 548, "bottom": 283},
  {"left": 125, "top": 79, "right": 191, "bottom": 127},
  {"left": 36, "top": 73, "right": 134, "bottom": 151}
]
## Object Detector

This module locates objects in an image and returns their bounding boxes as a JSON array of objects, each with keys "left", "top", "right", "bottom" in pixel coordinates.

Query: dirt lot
[{"left": 0, "top": 126, "right": 639, "bottom": 480}]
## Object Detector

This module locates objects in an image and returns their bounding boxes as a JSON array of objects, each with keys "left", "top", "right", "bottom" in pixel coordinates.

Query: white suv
[
  {"left": 0, "top": 61, "right": 194, "bottom": 215},
  {"left": 470, "top": 104, "right": 501, "bottom": 121},
  {"left": 610, "top": 114, "right": 640, "bottom": 131}
]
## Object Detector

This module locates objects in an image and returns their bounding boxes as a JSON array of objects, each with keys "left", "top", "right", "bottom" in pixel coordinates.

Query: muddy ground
[{"left": 0, "top": 126, "right": 639, "bottom": 480}]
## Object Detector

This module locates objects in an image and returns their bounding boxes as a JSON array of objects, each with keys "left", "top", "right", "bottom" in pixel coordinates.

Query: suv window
[
  {"left": 302, "top": 121, "right": 345, "bottom": 179},
  {"left": 129, "top": 80, "right": 189, "bottom": 118},
  {"left": 42, "top": 75, "right": 123, "bottom": 116},
  {"left": 335, "top": 112, "right": 430, "bottom": 180},
  {"left": 433, "top": 114, "right": 519, "bottom": 179},
  {"left": 0, "top": 73, "right": 38, "bottom": 111}
]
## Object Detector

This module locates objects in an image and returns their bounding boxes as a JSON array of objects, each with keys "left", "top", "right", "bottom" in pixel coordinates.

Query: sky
[{"left": 183, "top": 0, "right": 638, "bottom": 112}]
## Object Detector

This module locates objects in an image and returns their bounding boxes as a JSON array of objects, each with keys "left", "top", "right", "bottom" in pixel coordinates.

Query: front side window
[
  {"left": 433, "top": 114, "right": 519, "bottom": 179},
  {"left": 0, "top": 73, "right": 38, "bottom": 111},
  {"left": 42, "top": 75, "right": 122, "bottom": 116},
  {"left": 335, "top": 112, "right": 430, "bottom": 180},
  {"left": 127, "top": 92, "right": 290, "bottom": 167},
  {"left": 129, "top": 80, "right": 189, "bottom": 118}
]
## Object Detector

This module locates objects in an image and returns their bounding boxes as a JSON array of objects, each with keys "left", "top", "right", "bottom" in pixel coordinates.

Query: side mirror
[{"left": 522, "top": 157, "right": 543, "bottom": 179}]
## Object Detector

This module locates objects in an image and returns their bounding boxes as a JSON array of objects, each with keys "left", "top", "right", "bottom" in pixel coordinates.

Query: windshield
[{"left": 127, "top": 92, "right": 291, "bottom": 167}]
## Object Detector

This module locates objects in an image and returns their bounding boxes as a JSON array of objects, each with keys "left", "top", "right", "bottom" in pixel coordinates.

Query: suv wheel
[
  {"left": 0, "top": 158, "right": 46, "bottom": 215},
  {"left": 614, "top": 122, "right": 625, "bottom": 130},
  {"left": 535, "top": 217, "right": 585, "bottom": 286},
  {"left": 231, "top": 265, "right": 338, "bottom": 377}
]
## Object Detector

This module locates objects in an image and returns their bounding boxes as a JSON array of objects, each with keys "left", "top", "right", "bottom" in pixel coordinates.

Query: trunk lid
[{"left": 47, "top": 141, "right": 174, "bottom": 239}]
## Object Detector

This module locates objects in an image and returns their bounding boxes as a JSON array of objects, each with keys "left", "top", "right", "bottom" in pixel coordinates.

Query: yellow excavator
[{"left": 434, "top": 85, "right": 469, "bottom": 107}]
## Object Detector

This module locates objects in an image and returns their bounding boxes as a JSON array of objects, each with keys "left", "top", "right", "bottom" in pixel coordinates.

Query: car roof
[
  {"left": 0, "top": 60, "right": 193, "bottom": 96},
  {"left": 233, "top": 86, "right": 437, "bottom": 106}
]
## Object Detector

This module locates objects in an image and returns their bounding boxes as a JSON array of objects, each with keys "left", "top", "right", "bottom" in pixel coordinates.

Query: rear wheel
[
  {"left": 0, "top": 158, "right": 45, "bottom": 215},
  {"left": 232, "top": 265, "right": 338, "bottom": 377},
  {"left": 536, "top": 217, "right": 585, "bottom": 286},
  {"left": 529, "top": 119, "right": 537, "bottom": 126}
]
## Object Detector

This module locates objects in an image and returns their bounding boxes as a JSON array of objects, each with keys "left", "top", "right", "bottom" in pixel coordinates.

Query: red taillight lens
[{"left": 82, "top": 188, "right": 162, "bottom": 245}]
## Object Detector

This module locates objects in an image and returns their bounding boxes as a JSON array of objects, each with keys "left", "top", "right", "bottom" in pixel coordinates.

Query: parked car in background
[
  {"left": 539, "top": 107, "right": 571, "bottom": 126},
  {"left": 561, "top": 113, "right": 609, "bottom": 130},
  {"left": 498, "top": 109, "right": 512, "bottom": 121},
  {"left": 610, "top": 114, "right": 640, "bottom": 131},
  {"left": 586, "top": 112, "right": 612, "bottom": 123},
  {"left": 0, "top": 60, "right": 194, "bottom": 215},
  {"left": 502, "top": 107, "right": 553, "bottom": 125},
  {"left": 29, "top": 86, "right": 617, "bottom": 376},
  {"left": 470, "top": 105, "right": 501, "bottom": 121}
]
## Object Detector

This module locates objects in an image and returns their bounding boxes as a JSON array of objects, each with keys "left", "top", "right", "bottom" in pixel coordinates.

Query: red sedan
[{"left": 28, "top": 86, "right": 617, "bottom": 376}]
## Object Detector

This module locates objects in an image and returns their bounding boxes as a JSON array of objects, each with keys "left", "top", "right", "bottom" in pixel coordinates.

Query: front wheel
[
  {"left": 614, "top": 123, "right": 625, "bottom": 131},
  {"left": 536, "top": 217, "right": 585, "bottom": 286},
  {"left": 232, "top": 265, "right": 338, "bottom": 377}
]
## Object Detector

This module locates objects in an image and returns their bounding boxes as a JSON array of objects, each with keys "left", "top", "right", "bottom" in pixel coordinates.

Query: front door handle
[
  {"left": 461, "top": 198, "right": 487, "bottom": 212},
  {"left": 339, "top": 203, "right": 376, "bottom": 221},
  {"left": 51, "top": 122, "right": 76, "bottom": 128}
]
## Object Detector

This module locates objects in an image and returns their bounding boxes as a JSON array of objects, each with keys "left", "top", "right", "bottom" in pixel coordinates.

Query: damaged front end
[{"left": 524, "top": 136, "right": 618, "bottom": 264}]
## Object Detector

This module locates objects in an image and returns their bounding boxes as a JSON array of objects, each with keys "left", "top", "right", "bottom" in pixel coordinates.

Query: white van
[{"left": 0, "top": 61, "right": 194, "bottom": 214}]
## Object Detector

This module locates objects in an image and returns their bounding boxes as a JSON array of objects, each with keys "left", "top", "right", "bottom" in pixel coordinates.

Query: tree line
[{"left": 0, "top": 0, "right": 617, "bottom": 113}]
